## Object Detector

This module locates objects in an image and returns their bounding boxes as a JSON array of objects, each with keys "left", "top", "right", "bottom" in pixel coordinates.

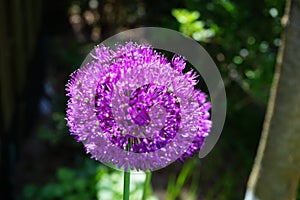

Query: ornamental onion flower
[{"left": 66, "top": 42, "right": 212, "bottom": 171}]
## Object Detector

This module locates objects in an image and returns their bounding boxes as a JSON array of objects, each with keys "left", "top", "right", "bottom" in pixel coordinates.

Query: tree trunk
[{"left": 245, "top": 0, "right": 300, "bottom": 199}]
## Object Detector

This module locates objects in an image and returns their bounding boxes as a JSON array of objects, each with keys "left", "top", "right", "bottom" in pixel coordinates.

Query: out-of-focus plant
[
  {"left": 22, "top": 160, "right": 98, "bottom": 200},
  {"left": 166, "top": 158, "right": 199, "bottom": 200},
  {"left": 22, "top": 159, "right": 158, "bottom": 200},
  {"left": 172, "top": 9, "right": 217, "bottom": 42},
  {"left": 173, "top": 0, "right": 285, "bottom": 104},
  {"left": 96, "top": 168, "right": 157, "bottom": 200}
]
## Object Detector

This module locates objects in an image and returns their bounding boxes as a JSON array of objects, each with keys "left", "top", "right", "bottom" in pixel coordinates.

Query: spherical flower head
[{"left": 66, "top": 42, "right": 212, "bottom": 171}]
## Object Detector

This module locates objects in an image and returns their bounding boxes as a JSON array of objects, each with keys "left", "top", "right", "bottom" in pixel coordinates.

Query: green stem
[
  {"left": 142, "top": 171, "right": 152, "bottom": 200},
  {"left": 123, "top": 170, "right": 130, "bottom": 200},
  {"left": 123, "top": 139, "right": 132, "bottom": 200}
]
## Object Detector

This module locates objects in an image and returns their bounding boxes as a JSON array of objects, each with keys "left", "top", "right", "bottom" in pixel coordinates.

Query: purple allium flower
[{"left": 66, "top": 42, "right": 212, "bottom": 171}]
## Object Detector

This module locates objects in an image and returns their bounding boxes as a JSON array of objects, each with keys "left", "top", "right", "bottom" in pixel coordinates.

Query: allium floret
[{"left": 66, "top": 42, "right": 212, "bottom": 171}]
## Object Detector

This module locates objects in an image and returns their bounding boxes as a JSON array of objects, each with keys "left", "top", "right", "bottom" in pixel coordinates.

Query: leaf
[{"left": 172, "top": 9, "right": 200, "bottom": 24}]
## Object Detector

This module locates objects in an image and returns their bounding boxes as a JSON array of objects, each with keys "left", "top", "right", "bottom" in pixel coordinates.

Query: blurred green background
[{"left": 1, "top": 0, "right": 297, "bottom": 199}]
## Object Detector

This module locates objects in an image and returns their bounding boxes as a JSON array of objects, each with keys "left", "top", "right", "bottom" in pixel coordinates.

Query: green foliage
[
  {"left": 172, "top": 9, "right": 217, "bottom": 42},
  {"left": 96, "top": 169, "right": 157, "bottom": 200},
  {"left": 166, "top": 158, "right": 199, "bottom": 200},
  {"left": 22, "top": 159, "right": 158, "bottom": 200},
  {"left": 22, "top": 160, "right": 98, "bottom": 200},
  {"left": 176, "top": 0, "right": 285, "bottom": 104}
]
